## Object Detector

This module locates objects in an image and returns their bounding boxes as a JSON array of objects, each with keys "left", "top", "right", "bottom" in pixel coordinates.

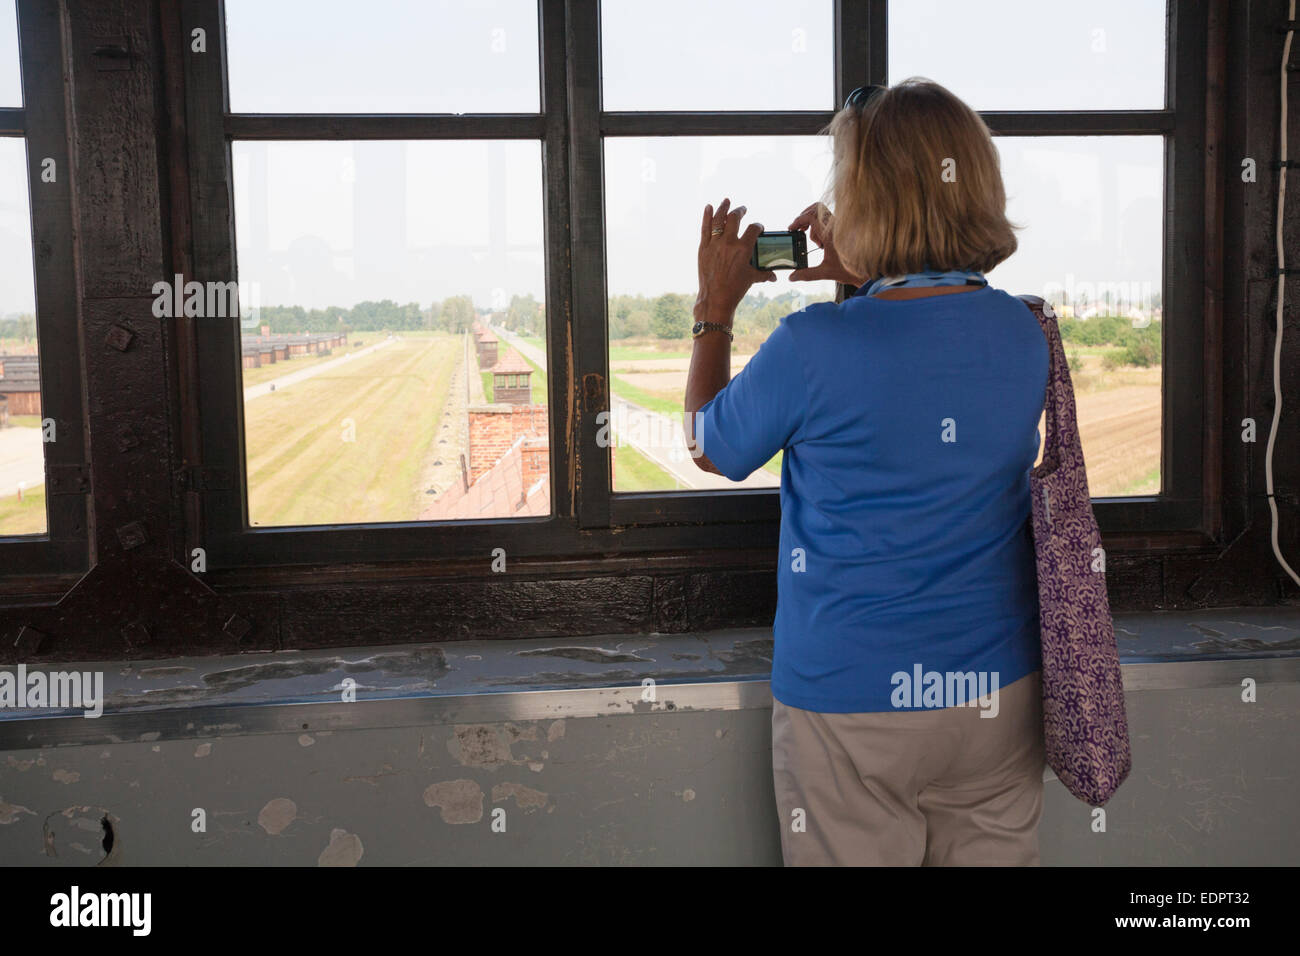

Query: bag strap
[{"left": 1017, "top": 294, "right": 1076, "bottom": 475}]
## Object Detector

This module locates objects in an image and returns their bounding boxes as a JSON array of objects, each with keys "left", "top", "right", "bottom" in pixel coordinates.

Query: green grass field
[
  {"left": 609, "top": 374, "right": 679, "bottom": 417},
  {"left": 611, "top": 443, "right": 677, "bottom": 491},
  {"left": 0, "top": 484, "right": 46, "bottom": 536},
  {"left": 609, "top": 344, "right": 691, "bottom": 363},
  {"left": 244, "top": 335, "right": 458, "bottom": 526},
  {"left": 1114, "top": 464, "right": 1161, "bottom": 496},
  {"left": 606, "top": 374, "right": 781, "bottom": 488}
]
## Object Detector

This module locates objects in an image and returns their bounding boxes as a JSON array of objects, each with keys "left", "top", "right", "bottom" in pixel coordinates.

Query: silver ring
[{"left": 711, "top": 226, "right": 724, "bottom": 236}]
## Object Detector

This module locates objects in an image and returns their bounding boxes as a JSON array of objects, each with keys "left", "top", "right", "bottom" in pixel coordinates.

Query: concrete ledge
[{"left": 1, "top": 607, "right": 1298, "bottom": 750}]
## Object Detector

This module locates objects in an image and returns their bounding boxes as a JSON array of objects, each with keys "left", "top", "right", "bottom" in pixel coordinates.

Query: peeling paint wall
[
  {"left": 0, "top": 708, "right": 779, "bottom": 865},
  {"left": 2, "top": 619, "right": 1298, "bottom": 865},
  {"left": 0, "top": 682, "right": 1297, "bottom": 865}
]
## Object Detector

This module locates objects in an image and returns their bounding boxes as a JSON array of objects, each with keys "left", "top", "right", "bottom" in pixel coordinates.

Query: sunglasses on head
[{"left": 843, "top": 84, "right": 885, "bottom": 110}]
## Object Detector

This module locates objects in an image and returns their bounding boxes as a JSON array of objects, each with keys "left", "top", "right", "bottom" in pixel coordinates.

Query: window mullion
[
  {"left": 565, "top": 0, "right": 612, "bottom": 528},
  {"left": 184, "top": 0, "right": 245, "bottom": 555},
  {"left": 538, "top": 0, "right": 576, "bottom": 522},
  {"left": 836, "top": 0, "right": 886, "bottom": 99}
]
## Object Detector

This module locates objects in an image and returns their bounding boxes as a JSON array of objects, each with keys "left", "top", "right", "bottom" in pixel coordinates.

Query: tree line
[
  {"left": 238, "top": 289, "right": 809, "bottom": 341},
  {"left": 114, "top": 291, "right": 1159, "bottom": 371},
  {"left": 0, "top": 314, "right": 37, "bottom": 342},
  {"left": 1059, "top": 315, "right": 1162, "bottom": 368},
  {"left": 608, "top": 289, "right": 831, "bottom": 340},
  {"left": 240, "top": 294, "right": 546, "bottom": 336}
]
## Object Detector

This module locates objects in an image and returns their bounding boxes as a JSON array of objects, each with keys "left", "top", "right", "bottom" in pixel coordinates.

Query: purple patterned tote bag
[{"left": 1018, "top": 294, "right": 1132, "bottom": 806}]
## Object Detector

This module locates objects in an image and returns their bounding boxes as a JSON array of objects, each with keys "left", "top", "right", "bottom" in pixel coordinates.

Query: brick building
[
  {"left": 420, "top": 402, "right": 549, "bottom": 520},
  {"left": 472, "top": 323, "right": 499, "bottom": 369}
]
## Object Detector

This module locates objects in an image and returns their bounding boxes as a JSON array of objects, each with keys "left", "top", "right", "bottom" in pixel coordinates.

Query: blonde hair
[{"left": 823, "top": 77, "right": 1018, "bottom": 279}]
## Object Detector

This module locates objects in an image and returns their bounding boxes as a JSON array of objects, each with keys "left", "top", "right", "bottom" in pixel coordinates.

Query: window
[
  {"left": 224, "top": 0, "right": 540, "bottom": 113},
  {"left": 890, "top": 0, "right": 1171, "bottom": 501},
  {"left": 597, "top": 0, "right": 1197, "bottom": 533},
  {"left": 182, "top": 0, "right": 1207, "bottom": 572},
  {"left": 0, "top": 0, "right": 86, "bottom": 569},
  {"left": 196, "top": 0, "right": 553, "bottom": 550},
  {"left": 600, "top": 0, "right": 833, "bottom": 111},
  {"left": 991, "top": 135, "right": 1165, "bottom": 497},
  {"left": 0, "top": 135, "right": 41, "bottom": 535},
  {"left": 229, "top": 138, "right": 546, "bottom": 527},
  {"left": 887, "top": 0, "right": 1166, "bottom": 110},
  {"left": 0, "top": 1, "right": 40, "bottom": 536},
  {"left": 603, "top": 135, "right": 836, "bottom": 492},
  {"left": 0, "top": 0, "right": 16, "bottom": 106}
]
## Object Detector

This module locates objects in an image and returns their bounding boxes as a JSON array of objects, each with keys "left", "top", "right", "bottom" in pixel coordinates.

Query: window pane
[
  {"left": 889, "top": 0, "right": 1166, "bottom": 110},
  {"left": 232, "top": 140, "right": 549, "bottom": 526},
  {"left": 600, "top": 135, "right": 1164, "bottom": 499},
  {"left": 225, "top": 0, "right": 540, "bottom": 113},
  {"left": 990, "top": 136, "right": 1163, "bottom": 497},
  {"left": 602, "top": 136, "right": 836, "bottom": 492},
  {"left": 0, "top": 0, "right": 19, "bottom": 106},
  {"left": 0, "top": 137, "right": 44, "bottom": 535},
  {"left": 601, "top": 0, "right": 834, "bottom": 111}
]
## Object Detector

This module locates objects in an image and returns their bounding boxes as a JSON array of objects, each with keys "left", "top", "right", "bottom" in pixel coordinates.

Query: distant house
[
  {"left": 472, "top": 322, "right": 499, "bottom": 369},
  {"left": 239, "top": 332, "right": 346, "bottom": 369},
  {"left": 489, "top": 348, "right": 534, "bottom": 405},
  {"left": 0, "top": 354, "right": 41, "bottom": 417}
]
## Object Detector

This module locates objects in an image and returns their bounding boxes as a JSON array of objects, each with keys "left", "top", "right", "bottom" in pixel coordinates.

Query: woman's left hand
[{"left": 696, "top": 198, "right": 776, "bottom": 318}]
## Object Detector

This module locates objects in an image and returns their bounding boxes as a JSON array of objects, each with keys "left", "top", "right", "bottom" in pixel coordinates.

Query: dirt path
[
  {"left": 1073, "top": 382, "right": 1163, "bottom": 495},
  {"left": 0, "top": 425, "right": 43, "bottom": 497},
  {"left": 415, "top": 333, "right": 473, "bottom": 502}
]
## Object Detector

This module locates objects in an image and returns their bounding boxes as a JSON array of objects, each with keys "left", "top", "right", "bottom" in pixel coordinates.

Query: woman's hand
[
  {"left": 696, "top": 198, "right": 776, "bottom": 319},
  {"left": 788, "top": 202, "right": 864, "bottom": 286}
]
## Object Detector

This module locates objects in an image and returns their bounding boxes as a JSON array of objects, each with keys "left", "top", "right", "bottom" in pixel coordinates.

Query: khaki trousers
[{"left": 771, "top": 670, "right": 1045, "bottom": 866}]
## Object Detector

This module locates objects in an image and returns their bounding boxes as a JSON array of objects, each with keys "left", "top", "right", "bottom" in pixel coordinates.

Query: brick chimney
[{"left": 466, "top": 402, "right": 549, "bottom": 485}]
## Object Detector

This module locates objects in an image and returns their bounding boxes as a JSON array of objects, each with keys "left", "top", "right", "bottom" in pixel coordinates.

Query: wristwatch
[{"left": 691, "top": 320, "right": 733, "bottom": 341}]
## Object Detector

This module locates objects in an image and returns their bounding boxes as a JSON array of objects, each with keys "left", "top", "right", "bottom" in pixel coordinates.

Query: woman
[{"left": 684, "top": 78, "right": 1048, "bottom": 866}]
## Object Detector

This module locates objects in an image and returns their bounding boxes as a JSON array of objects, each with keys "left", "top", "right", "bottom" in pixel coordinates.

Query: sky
[{"left": 1, "top": 0, "right": 1168, "bottom": 318}]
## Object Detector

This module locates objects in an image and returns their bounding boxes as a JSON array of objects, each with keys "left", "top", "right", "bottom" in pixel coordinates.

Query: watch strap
[{"left": 693, "top": 321, "right": 733, "bottom": 341}]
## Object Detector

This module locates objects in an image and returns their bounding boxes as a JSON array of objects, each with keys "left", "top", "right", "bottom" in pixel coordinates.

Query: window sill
[{"left": 2, "top": 606, "right": 1298, "bottom": 751}]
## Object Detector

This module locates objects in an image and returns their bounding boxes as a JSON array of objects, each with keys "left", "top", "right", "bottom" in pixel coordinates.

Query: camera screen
[{"left": 754, "top": 233, "right": 798, "bottom": 269}]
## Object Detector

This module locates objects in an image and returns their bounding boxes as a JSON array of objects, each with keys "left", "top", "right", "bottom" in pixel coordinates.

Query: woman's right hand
[{"left": 788, "top": 202, "right": 863, "bottom": 286}]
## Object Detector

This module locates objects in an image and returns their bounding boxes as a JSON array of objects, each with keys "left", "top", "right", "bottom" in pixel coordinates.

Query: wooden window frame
[{"left": 178, "top": 0, "right": 1213, "bottom": 576}]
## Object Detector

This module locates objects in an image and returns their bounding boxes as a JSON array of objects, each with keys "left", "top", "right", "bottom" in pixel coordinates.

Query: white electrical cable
[{"left": 1267, "top": 0, "right": 1300, "bottom": 587}]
